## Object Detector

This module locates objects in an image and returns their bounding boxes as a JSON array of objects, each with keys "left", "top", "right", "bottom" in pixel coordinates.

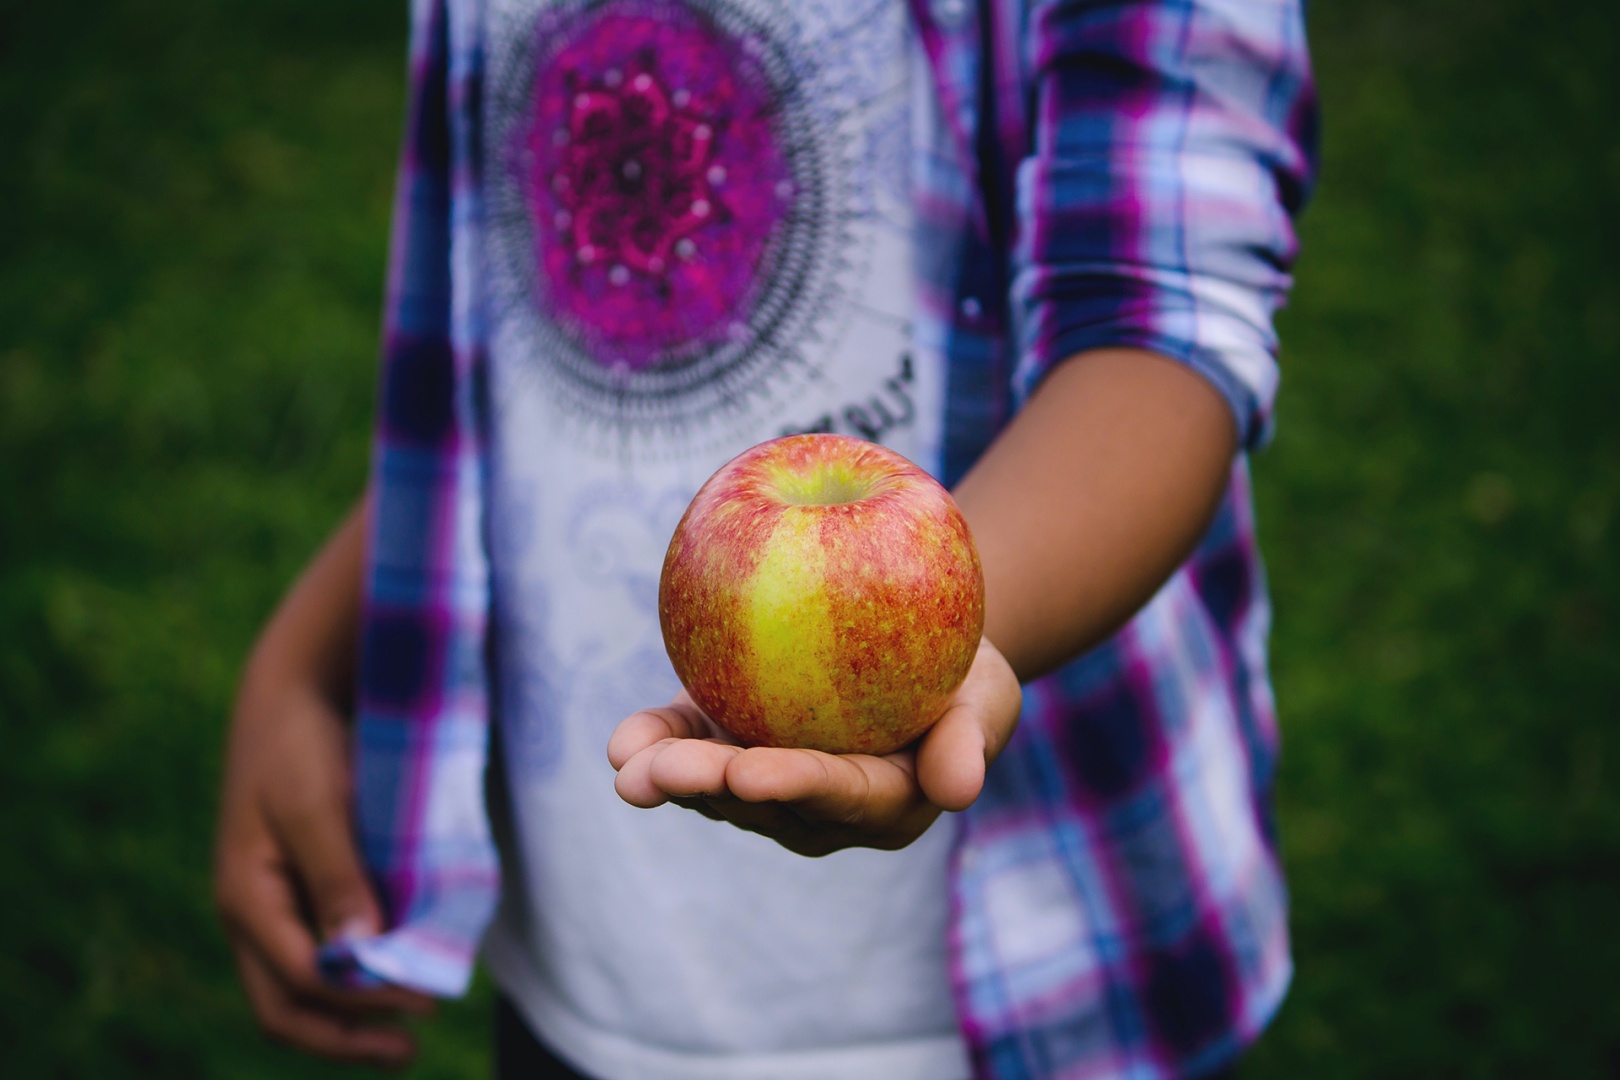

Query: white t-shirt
[{"left": 478, "top": 0, "right": 969, "bottom": 1077}]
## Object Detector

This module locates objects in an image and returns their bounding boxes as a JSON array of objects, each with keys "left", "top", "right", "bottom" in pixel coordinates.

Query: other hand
[
  {"left": 213, "top": 679, "right": 435, "bottom": 1068},
  {"left": 607, "top": 638, "right": 1021, "bottom": 856}
]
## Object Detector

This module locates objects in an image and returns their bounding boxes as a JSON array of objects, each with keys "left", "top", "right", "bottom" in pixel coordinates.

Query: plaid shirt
[{"left": 325, "top": 0, "right": 1318, "bottom": 1076}]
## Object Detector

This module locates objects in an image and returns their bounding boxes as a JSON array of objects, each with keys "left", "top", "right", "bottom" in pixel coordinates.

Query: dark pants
[
  {"left": 495, "top": 997, "right": 599, "bottom": 1080},
  {"left": 495, "top": 996, "right": 1239, "bottom": 1080}
]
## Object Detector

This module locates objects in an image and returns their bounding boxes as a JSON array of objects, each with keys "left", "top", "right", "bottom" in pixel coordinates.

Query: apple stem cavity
[{"left": 767, "top": 461, "right": 885, "bottom": 507}]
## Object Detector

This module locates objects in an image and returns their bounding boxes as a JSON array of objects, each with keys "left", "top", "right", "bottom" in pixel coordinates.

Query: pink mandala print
[
  {"left": 525, "top": 6, "right": 794, "bottom": 370},
  {"left": 485, "top": 0, "right": 845, "bottom": 441}
]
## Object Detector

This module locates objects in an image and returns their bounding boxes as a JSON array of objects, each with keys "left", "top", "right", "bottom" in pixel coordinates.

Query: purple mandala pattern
[
  {"left": 485, "top": 0, "right": 849, "bottom": 442},
  {"left": 524, "top": 6, "right": 795, "bottom": 371}
]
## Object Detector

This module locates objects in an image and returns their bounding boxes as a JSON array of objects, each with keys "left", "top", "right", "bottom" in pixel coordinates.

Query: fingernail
[{"left": 332, "top": 915, "right": 378, "bottom": 943}]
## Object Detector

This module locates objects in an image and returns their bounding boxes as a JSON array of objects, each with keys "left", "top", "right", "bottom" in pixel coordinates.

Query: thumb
[
  {"left": 274, "top": 791, "right": 385, "bottom": 944},
  {"left": 916, "top": 638, "right": 1022, "bottom": 812}
]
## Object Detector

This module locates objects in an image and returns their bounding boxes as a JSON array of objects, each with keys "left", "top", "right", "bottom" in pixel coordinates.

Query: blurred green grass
[{"left": 0, "top": 0, "right": 1614, "bottom": 1076}]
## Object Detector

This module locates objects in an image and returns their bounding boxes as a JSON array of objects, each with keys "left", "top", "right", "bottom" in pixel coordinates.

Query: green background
[{"left": 1, "top": 0, "right": 1615, "bottom": 1075}]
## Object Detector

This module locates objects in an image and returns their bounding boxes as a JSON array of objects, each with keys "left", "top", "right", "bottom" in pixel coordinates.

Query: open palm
[{"left": 607, "top": 638, "right": 1022, "bottom": 856}]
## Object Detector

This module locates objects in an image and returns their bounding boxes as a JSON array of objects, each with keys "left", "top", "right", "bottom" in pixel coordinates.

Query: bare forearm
[
  {"left": 238, "top": 497, "right": 369, "bottom": 714},
  {"left": 952, "top": 348, "right": 1237, "bottom": 683}
]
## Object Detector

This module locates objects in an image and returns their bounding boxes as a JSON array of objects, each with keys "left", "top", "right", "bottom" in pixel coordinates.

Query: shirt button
[{"left": 960, "top": 296, "right": 982, "bottom": 320}]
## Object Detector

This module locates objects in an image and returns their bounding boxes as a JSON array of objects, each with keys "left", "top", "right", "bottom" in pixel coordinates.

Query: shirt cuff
[{"left": 1010, "top": 266, "right": 1284, "bottom": 449}]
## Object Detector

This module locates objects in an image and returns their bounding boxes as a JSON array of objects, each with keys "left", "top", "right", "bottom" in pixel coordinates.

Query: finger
[
  {"left": 236, "top": 946, "right": 417, "bottom": 1067},
  {"left": 917, "top": 639, "right": 1023, "bottom": 811},
  {"left": 724, "top": 748, "right": 918, "bottom": 828},
  {"left": 218, "top": 853, "right": 434, "bottom": 1017},
  {"left": 606, "top": 694, "right": 719, "bottom": 770},
  {"left": 648, "top": 750, "right": 861, "bottom": 853},
  {"left": 914, "top": 702, "right": 988, "bottom": 813},
  {"left": 616, "top": 735, "right": 743, "bottom": 808},
  {"left": 267, "top": 771, "right": 387, "bottom": 946},
  {"left": 606, "top": 708, "right": 705, "bottom": 772},
  {"left": 614, "top": 739, "right": 681, "bottom": 808},
  {"left": 646, "top": 738, "right": 744, "bottom": 799},
  {"left": 960, "top": 638, "right": 1023, "bottom": 760}
]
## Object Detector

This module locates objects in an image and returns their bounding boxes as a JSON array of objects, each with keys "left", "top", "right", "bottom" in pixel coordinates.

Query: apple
[{"left": 658, "top": 433, "right": 985, "bottom": 755}]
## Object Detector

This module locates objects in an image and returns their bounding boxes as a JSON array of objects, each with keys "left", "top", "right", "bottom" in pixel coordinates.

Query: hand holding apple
[
  {"left": 607, "top": 637, "right": 1021, "bottom": 857},
  {"left": 658, "top": 434, "right": 985, "bottom": 755},
  {"left": 612, "top": 434, "right": 1018, "bottom": 855}
]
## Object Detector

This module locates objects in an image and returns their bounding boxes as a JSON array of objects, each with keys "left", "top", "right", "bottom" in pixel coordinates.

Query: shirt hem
[{"left": 483, "top": 920, "right": 973, "bottom": 1080}]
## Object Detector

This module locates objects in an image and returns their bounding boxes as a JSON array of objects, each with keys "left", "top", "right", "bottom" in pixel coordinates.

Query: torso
[{"left": 479, "top": 1, "right": 969, "bottom": 1075}]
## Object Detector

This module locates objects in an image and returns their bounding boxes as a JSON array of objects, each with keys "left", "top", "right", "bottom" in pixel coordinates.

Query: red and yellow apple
[{"left": 658, "top": 433, "right": 985, "bottom": 755}]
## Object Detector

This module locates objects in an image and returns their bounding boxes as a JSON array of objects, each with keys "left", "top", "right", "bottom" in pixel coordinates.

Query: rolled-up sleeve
[{"left": 1009, "top": 0, "right": 1317, "bottom": 447}]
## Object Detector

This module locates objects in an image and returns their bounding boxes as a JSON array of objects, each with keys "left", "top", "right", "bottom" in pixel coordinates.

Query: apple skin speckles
[{"left": 659, "top": 434, "right": 984, "bottom": 755}]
